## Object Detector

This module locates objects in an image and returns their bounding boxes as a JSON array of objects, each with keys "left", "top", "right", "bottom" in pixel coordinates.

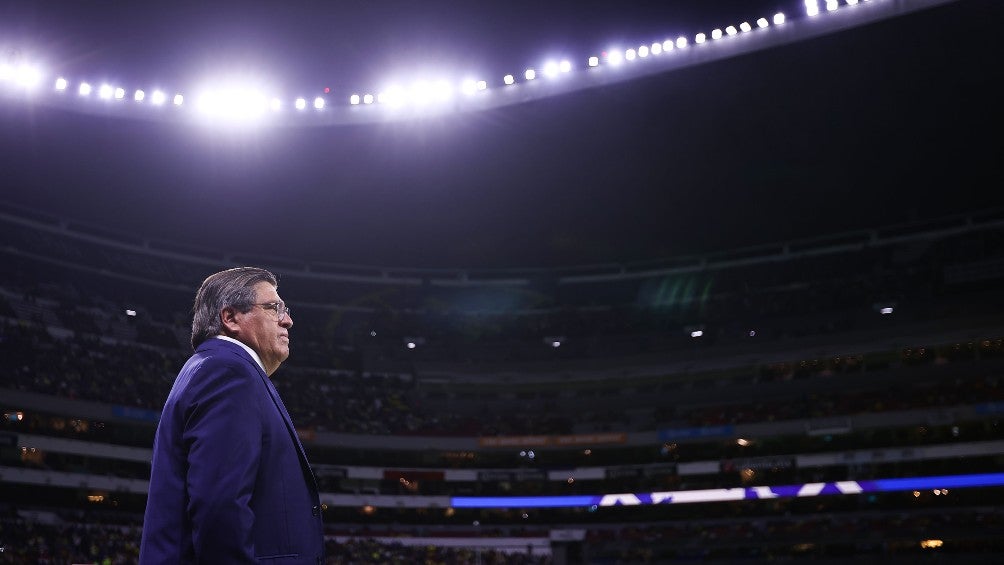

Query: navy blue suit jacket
[{"left": 140, "top": 338, "right": 324, "bottom": 564}]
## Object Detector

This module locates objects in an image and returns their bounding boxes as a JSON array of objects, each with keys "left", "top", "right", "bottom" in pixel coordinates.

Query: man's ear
[{"left": 220, "top": 307, "right": 241, "bottom": 335}]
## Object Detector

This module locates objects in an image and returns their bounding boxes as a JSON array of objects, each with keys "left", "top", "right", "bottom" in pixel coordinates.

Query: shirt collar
[{"left": 214, "top": 335, "right": 266, "bottom": 373}]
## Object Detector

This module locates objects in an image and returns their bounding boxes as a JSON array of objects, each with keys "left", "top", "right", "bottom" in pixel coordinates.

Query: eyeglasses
[{"left": 255, "top": 301, "right": 290, "bottom": 322}]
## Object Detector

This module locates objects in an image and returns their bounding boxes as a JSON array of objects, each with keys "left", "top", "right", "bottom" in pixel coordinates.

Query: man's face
[{"left": 228, "top": 281, "right": 292, "bottom": 375}]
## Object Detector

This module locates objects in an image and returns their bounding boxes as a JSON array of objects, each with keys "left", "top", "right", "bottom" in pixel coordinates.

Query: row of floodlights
[{"left": 0, "top": 1, "right": 874, "bottom": 118}]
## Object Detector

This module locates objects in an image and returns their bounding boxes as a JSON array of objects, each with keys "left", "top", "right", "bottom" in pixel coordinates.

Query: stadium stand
[{"left": 2, "top": 205, "right": 1004, "bottom": 563}]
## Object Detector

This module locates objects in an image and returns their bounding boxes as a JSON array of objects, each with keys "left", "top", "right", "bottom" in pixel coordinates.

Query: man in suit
[{"left": 140, "top": 267, "right": 325, "bottom": 564}]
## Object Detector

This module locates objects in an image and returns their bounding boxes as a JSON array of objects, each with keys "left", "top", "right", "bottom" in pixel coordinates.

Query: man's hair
[{"left": 191, "top": 267, "right": 278, "bottom": 349}]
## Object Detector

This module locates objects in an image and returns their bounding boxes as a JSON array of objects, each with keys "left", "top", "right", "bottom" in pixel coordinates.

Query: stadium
[{"left": 2, "top": 1, "right": 1003, "bottom": 563}]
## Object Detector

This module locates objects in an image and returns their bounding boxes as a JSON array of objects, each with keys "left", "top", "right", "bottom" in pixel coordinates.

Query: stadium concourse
[{"left": 2, "top": 204, "right": 1004, "bottom": 563}]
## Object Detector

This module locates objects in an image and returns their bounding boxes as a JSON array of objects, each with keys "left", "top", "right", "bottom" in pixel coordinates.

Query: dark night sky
[{"left": 1, "top": 0, "right": 1001, "bottom": 269}]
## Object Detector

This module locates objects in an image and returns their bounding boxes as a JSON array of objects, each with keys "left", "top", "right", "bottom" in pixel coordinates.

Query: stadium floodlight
[
  {"left": 99, "top": 84, "right": 113, "bottom": 99},
  {"left": 134, "top": 89, "right": 145, "bottom": 101},
  {"left": 78, "top": 82, "right": 92, "bottom": 96},
  {"left": 313, "top": 96, "right": 324, "bottom": 109},
  {"left": 726, "top": 25, "right": 738, "bottom": 36},
  {"left": 0, "top": 64, "right": 10, "bottom": 81},
  {"left": 695, "top": 33, "right": 706, "bottom": 44},
  {"left": 587, "top": 56, "right": 599, "bottom": 67},
  {"left": 433, "top": 80, "right": 451, "bottom": 101},
  {"left": 363, "top": 93, "right": 374, "bottom": 104},
  {"left": 826, "top": 0, "right": 840, "bottom": 12},
  {"left": 651, "top": 42, "right": 662, "bottom": 55},
  {"left": 114, "top": 87, "right": 125, "bottom": 99},
  {"left": 461, "top": 79, "right": 478, "bottom": 95},
  {"left": 542, "top": 61, "right": 559, "bottom": 77},
  {"left": 54, "top": 77, "right": 68, "bottom": 91},
  {"left": 150, "top": 90, "right": 166, "bottom": 105},
  {"left": 380, "top": 85, "right": 405, "bottom": 105},
  {"left": 503, "top": 74, "right": 515, "bottom": 85},
  {"left": 524, "top": 68, "right": 536, "bottom": 80},
  {"left": 476, "top": 79, "right": 487, "bottom": 90},
  {"left": 663, "top": 39, "right": 674, "bottom": 51},
  {"left": 196, "top": 89, "right": 269, "bottom": 121},
  {"left": 607, "top": 49, "right": 624, "bottom": 66},
  {"left": 712, "top": 29, "right": 723, "bottom": 40},
  {"left": 676, "top": 36, "right": 688, "bottom": 48},
  {"left": 625, "top": 48, "right": 636, "bottom": 60},
  {"left": 294, "top": 97, "right": 306, "bottom": 110},
  {"left": 173, "top": 94, "right": 184, "bottom": 105},
  {"left": 559, "top": 60, "right": 571, "bottom": 73},
  {"left": 14, "top": 65, "right": 42, "bottom": 88},
  {"left": 757, "top": 17, "right": 770, "bottom": 28},
  {"left": 847, "top": 0, "right": 859, "bottom": 5},
  {"left": 773, "top": 12, "right": 786, "bottom": 25},
  {"left": 638, "top": 45, "right": 649, "bottom": 58},
  {"left": 270, "top": 97, "right": 281, "bottom": 111},
  {"left": 349, "top": 93, "right": 360, "bottom": 105},
  {"left": 740, "top": 21, "right": 753, "bottom": 32},
  {"left": 805, "top": 1, "right": 821, "bottom": 17}
]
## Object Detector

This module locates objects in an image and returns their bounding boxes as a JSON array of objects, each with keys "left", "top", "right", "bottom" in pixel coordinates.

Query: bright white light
[
  {"left": 125, "top": 309, "right": 137, "bottom": 317},
  {"left": 651, "top": 42, "right": 662, "bottom": 55},
  {"left": 114, "top": 87, "right": 125, "bottom": 99},
  {"left": 313, "top": 96, "right": 324, "bottom": 109},
  {"left": 78, "top": 82, "right": 92, "bottom": 96},
  {"left": 197, "top": 89, "right": 269, "bottom": 120},
  {"left": 150, "top": 90, "right": 166, "bottom": 105},
  {"left": 638, "top": 45, "right": 649, "bottom": 58},
  {"left": 607, "top": 50, "right": 623, "bottom": 66},
  {"left": 757, "top": 17, "right": 770, "bottom": 28},
  {"left": 774, "top": 13, "right": 786, "bottom": 25},
  {"left": 712, "top": 29, "right": 723, "bottom": 40},
  {"left": 543, "top": 61, "right": 559, "bottom": 77},
  {"left": 477, "top": 79, "right": 487, "bottom": 90},
  {"left": 294, "top": 97, "right": 306, "bottom": 110},
  {"left": 663, "top": 39, "right": 674, "bottom": 51},
  {"left": 551, "top": 341, "right": 561, "bottom": 348},
  {"left": 588, "top": 56, "right": 599, "bottom": 67},
  {"left": 740, "top": 21, "right": 752, "bottom": 32},
  {"left": 880, "top": 307, "right": 894, "bottom": 315},
  {"left": 559, "top": 60, "right": 571, "bottom": 73},
  {"left": 726, "top": 25, "right": 738, "bottom": 36},
  {"left": 380, "top": 85, "right": 406, "bottom": 105},
  {"left": 691, "top": 330, "right": 703, "bottom": 338},
  {"left": 349, "top": 94, "right": 360, "bottom": 105},
  {"left": 625, "top": 48, "right": 636, "bottom": 60},
  {"left": 14, "top": 65, "right": 42, "bottom": 88},
  {"left": 173, "top": 94, "right": 184, "bottom": 105},
  {"left": 406, "top": 341, "right": 416, "bottom": 349},
  {"left": 433, "top": 80, "right": 451, "bottom": 101},
  {"left": 54, "top": 77, "right": 68, "bottom": 91},
  {"left": 0, "top": 64, "right": 11, "bottom": 81},
  {"left": 524, "top": 68, "right": 535, "bottom": 80},
  {"left": 134, "top": 89, "right": 145, "bottom": 101},
  {"left": 695, "top": 33, "right": 706, "bottom": 44},
  {"left": 461, "top": 79, "right": 478, "bottom": 94},
  {"left": 99, "top": 84, "right": 113, "bottom": 99},
  {"left": 847, "top": 0, "right": 859, "bottom": 5},
  {"left": 826, "top": 0, "right": 839, "bottom": 11},
  {"left": 676, "top": 36, "right": 688, "bottom": 48},
  {"left": 363, "top": 93, "right": 374, "bottom": 104},
  {"left": 503, "top": 74, "right": 515, "bottom": 85},
  {"left": 270, "top": 97, "right": 281, "bottom": 111},
  {"left": 805, "top": 1, "right": 821, "bottom": 17}
]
